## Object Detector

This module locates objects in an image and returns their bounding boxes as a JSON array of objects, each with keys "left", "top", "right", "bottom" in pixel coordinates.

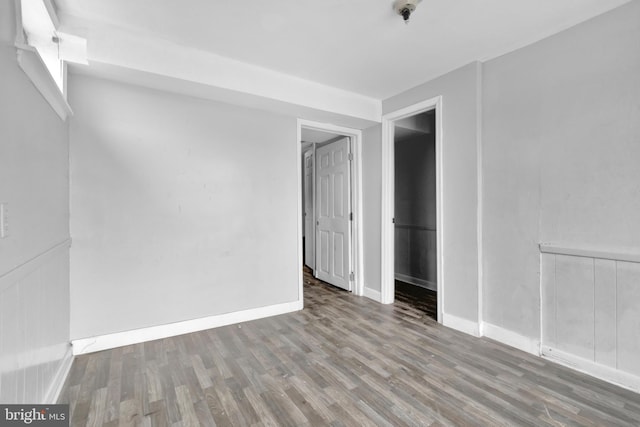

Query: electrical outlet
[{"left": 0, "top": 202, "right": 8, "bottom": 239}]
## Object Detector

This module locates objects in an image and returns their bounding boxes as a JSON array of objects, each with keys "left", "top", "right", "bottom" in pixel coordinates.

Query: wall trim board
[
  {"left": 0, "top": 343, "right": 69, "bottom": 374},
  {"left": 363, "top": 287, "right": 382, "bottom": 303},
  {"left": 42, "top": 347, "right": 74, "bottom": 404},
  {"left": 394, "top": 273, "right": 436, "bottom": 292},
  {"left": 15, "top": 47, "right": 72, "bottom": 121},
  {"left": 541, "top": 345, "right": 640, "bottom": 394},
  {"left": 475, "top": 61, "right": 484, "bottom": 333},
  {"left": 482, "top": 322, "right": 540, "bottom": 356},
  {"left": 72, "top": 299, "right": 303, "bottom": 355},
  {"left": 442, "top": 312, "right": 480, "bottom": 337},
  {"left": 539, "top": 243, "right": 640, "bottom": 263},
  {"left": 0, "top": 239, "right": 71, "bottom": 289}
]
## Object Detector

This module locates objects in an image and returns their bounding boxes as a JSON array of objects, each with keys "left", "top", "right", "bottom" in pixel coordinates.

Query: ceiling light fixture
[{"left": 393, "top": 0, "right": 422, "bottom": 24}]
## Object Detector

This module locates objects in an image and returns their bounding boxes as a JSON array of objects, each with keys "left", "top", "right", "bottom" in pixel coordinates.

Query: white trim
[
  {"left": 475, "top": 62, "right": 484, "bottom": 335},
  {"left": 380, "top": 96, "right": 443, "bottom": 326},
  {"left": 394, "top": 273, "right": 436, "bottom": 292},
  {"left": 15, "top": 47, "right": 72, "bottom": 121},
  {"left": 0, "top": 239, "right": 71, "bottom": 289},
  {"left": 0, "top": 343, "right": 69, "bottom": 375},
  {"left": 42, "top": 0, "right": 60, "bottom": 28},
  {"left": 296, "top": 121, "right": 304, "bottom": 304},
  {"left": 380, "top": 115, "right": 395, "bottom": 304},
  {"left": 483, "top": 322, "right": 540, "bottom": 356},
  {"left": 311, "top": 142, "right": 317, "bottom": 272},
  {"left": 14, "top": 0, "right": 73, "bottom": 121},
  {"left": 42, "top": 347, "right": 73, "bottom": 404},
  {"left": 442, "top": 312, "right": 480, "bottom": 337},
  {"left": 297, "top": 119, "right": 364, "bottom": 297},
  {"left": 72, "top": 300, "right": 302, "bottom": 355},
  {"left": 363, "top": 287, "right": 382, "bottom": 303},
  {"left": 14, "top": 0, "right": 26, "bottom": 45},
  {"left": 302, "top": 147, "right": 315, "bottom": 271},
  {"left": 541, "top": 345, "right": 640, "bottom": 393},
  {"left": 539, "top": 243, "right": 640, "bottom": 263}
]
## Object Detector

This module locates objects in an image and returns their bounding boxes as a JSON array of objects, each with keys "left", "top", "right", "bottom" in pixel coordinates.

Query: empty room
[{"left": 1, "top": 0, "right": 639, "bottom": 425}]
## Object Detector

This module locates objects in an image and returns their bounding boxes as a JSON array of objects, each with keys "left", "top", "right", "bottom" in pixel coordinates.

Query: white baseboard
[
  {"left": 541, "top": 345, "right": 640, "bottom": 393},
  {"left": 482, "top": 322, "right": 540, "bottom": 356},
  {"left": 72, "top": 299, "right": 303, "bottom": 355},
  {"left": 442, "top": 312, "right": 480, "bottom": 337},
  {"left": 363, "top": 287, "right": 381, "bottom": 302},
  {"left": 394, "top": 273, "right": 437, "bottom": 291},
  {"left": 43, "top": 346, "right": 74, "bottom": 404}
]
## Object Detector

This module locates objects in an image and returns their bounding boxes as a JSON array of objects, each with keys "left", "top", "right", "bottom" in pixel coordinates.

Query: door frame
[
  {"left": 297, "top": 119, "right": 364, "bottom": 300},
  {"left": 380, "top": 96, "right": 444, "bottom": 324},
  {"left": 303, "top": 146, "right": 315, "bottom": 270}
]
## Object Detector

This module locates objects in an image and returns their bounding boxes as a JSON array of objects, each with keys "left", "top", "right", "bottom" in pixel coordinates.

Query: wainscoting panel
[
  {"left": 594, "top": 258, "right": 616, "bottom": 368},
  {"left": 617, "top": 261, "right": 640, "bottom": 377},
  {"left": 394, "top": 224, "right": 436, "bottom": 289},
  {"left": 554, "top": 254, "right": 594, "bottom": 360},
  {"left": 0, "top": 240, "right": 72, "bottom": 403},
  {"left": 540, "top": 244, "right": 640, "bottom": 391}
]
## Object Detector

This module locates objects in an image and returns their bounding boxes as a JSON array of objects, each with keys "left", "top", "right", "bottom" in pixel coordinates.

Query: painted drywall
[
  {"left": 383, "top": 63, "right": 481, "bottom": 323},
  {"left": 482, "top": 0, "right": 640, "bottom": 339},
  {"left": 362, "top": 125, "right": 382, "bottom": 294},
  {"left": 0, "top": 1, "right": 71, "bottom": 403},
  {"left": 0, "top": 26, "right": 70, "bottom": 274},
  {"left": 69, "top": 75, "right": 299, "bottom": 340},
  {"left": 395, "top": 132, "right": 436, "bottom": 285}
]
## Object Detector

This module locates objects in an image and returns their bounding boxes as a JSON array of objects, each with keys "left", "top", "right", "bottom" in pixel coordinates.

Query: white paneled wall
[
  {"left": 540, "top": 244, "right": 640, "bottom": 391},
  {"left": 395, "top": 225, "right": 437, "bottom": 290},
  {"left": 0, "top": 240, "right": 72, "bottom": 403}
]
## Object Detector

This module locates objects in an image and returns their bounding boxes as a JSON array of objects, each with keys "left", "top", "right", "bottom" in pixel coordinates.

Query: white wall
[
  {"left": 482, "top": 0, "right": 640, "bottom": 339},
  {"left": 69, "top": 75, "right": 300, "bottom": 340},
  {"left": 383, "top": 63, "right": 481, "bottom": 324},
  {"left": 0, "top": 1, "right": 71, "bottom": 403}
]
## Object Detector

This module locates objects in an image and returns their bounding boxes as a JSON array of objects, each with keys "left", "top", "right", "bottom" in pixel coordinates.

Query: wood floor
[
  {"left": 394, "top": 280, "right": 437, "bottom": 321},
  {"left": 59, "top": 271, "right": 640, "bottom": 426}
]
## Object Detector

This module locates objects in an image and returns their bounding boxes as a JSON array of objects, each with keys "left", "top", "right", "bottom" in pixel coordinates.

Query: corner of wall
[{"left": 475, "top": 58, "right": 485, "bottom": 332}]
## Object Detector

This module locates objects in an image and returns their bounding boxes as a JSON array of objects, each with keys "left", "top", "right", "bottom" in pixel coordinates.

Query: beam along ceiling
[{"left": 55, "top": 0, "right": 630, "bottom": 100}]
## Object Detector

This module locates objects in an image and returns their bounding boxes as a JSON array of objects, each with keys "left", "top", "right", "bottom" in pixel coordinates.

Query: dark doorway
[{"left": 393, "top": 110, "right": 437, "bottom": 320}]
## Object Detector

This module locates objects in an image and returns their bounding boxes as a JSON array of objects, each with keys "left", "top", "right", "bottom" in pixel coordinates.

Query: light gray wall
[
  {"left": 0, "top": 14, "right": 70, "bottom": 274},
  {"left": 0, "top": 1, "right": 71, "bottom": 403},
  {"left": 69, "top": 75, "right": 299, "bottom": 340},
  {"left": 383, "top": 63, "right": 481, "bottom": 322},
  {"left": 362, "top": 125, "right": 382, "bottom": 292},
  {"left": 482, "top": 0, "right": 640, "bottom": 338}
]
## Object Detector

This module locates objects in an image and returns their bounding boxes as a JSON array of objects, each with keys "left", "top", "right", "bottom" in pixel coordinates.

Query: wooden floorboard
[
  {"left": 394, "top": 280, "right": 437, "bottom": 321},
  {"left": 59, "top": 269, "right": 640, "bottom": 426}
]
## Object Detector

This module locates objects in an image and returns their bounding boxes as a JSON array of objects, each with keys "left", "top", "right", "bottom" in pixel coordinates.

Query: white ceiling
[{"left": 55, "top": 0, "right": 630, "bottom": 100}]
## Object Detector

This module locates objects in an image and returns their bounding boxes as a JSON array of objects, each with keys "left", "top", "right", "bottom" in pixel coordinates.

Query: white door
[
  {"left": 315, "top": 137, "right": 351, "bottom": 291},
  {"left": 303, "top": 150, "right": 314, "bottom": 269}
]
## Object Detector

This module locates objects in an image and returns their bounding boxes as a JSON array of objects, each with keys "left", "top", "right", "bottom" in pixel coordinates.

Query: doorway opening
[
  {"left": 393, "top": 110, "right": 437, "bottom": 320},
  {"left": 297, "top": 120, "right": 364, "bottom": 302},
  {"left": 381, "top": 96, "right": 443, "bottom": 324}
]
